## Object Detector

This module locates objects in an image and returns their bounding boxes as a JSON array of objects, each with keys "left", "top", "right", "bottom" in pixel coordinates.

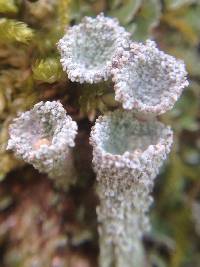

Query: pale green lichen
[
  {"left": 90, "top": 110, "right": 173, "bottom": 267},
  {"left": 7, "top": 101, "right": 78, "bottom": 189},
  {"left": 112, "top": 40, "right": 189, "bottom": 116},
  {"left": 57, "top": 13, "right": 130, "bottom": 83}
]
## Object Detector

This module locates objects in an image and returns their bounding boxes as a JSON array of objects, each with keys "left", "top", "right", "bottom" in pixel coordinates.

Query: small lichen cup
[
  {"left": 7, "top": 101, "right": 78, "bottom": 190},
  {"left": 57, "top": 13, "right": 130, "bottom": 84},
  {"left": 112, "top": 40, "right": 189, "bottom": 117},
  {"left": 90, "top": 109, "right": 173, "bottom": 267}
]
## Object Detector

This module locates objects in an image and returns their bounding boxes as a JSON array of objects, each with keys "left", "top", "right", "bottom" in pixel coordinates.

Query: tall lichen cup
[{"left": 90, "top": 110, "right": 173, "bottom": 267}]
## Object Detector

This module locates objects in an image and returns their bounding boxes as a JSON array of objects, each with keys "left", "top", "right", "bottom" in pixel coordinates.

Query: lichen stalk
[
  {"left": 90, "top": 110, "right": 173, "bottom": 267},
  {"left": 7, "top": 101, "right": 78, "bottom": 190}
]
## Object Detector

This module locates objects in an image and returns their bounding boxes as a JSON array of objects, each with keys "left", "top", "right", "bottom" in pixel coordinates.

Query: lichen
[
  {"left": 7, "top": 101, "right": 78, "bottom": 188},
  {"left": 90, "top": 109, "right": 173, "bottom": 267},
  {"left": 112, "top": 40, "right": 189, "bottom": 115},
  {"left": 57, "top": 13, "right": 130, "bottom": 83}
]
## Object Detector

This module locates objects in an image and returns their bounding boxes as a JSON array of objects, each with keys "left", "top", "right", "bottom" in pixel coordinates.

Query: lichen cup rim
[
  {"left": 57, "top": 13, "right": 130, "bottom": 84},
  {"left": 7, "top": 101, "right": 77, "bottom": 163},
  {"left": 111, "top": 40, "right": 189, "bottom": 116},
  {"left": 90, "top": 109, "right": 173, "bottom": 162}
]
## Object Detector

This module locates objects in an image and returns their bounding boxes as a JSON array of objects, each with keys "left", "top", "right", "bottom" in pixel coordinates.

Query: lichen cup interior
[
  {"left": 57, "top": 13, "right": 130, "bottom": 83},
  {"left": 91, "top": 109, "right": 173, "bottom": 158},
  {"left": 7, "top": 101, "right": 77, "bottom": 175},
  {"left": 101, "top": 117, "right": 166, "bottom": 156},
  {"left": 112, "top": 40, "right": 188, "bottom": 116}
]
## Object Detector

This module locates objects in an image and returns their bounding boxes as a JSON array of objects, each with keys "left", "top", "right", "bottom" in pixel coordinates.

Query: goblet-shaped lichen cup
[
  {"left": 112, "top": 40, "right": 189, "bottom": 117},
  {"left": 7, "top": 101, "right": 78, "bottom": 190},
  {"left": 90, "top": 110, "right": 173, "bottom": 267},
  {"left": 57, "top": 13, "right": 130, "bottom": 84}
]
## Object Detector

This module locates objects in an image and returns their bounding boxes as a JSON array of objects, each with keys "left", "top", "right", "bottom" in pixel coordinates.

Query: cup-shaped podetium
[
  {"left": 57, "top": 13, "right": 130, "bottom": 84},
  {"left": 90, "top": 109, "right": 173, "bottom": 267},
  {"left": 7, "top": 101, "right": 78, "bottom": 189},
  {"left": 112, "top": 40, "right": 189, "bottom": 116}
]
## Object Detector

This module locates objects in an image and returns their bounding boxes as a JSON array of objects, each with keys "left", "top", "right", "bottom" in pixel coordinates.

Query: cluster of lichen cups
[{"left": 8, "top": 13, "right": 188, "bottom": 267}]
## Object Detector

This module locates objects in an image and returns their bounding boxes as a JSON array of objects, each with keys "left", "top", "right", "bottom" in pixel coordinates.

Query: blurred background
[{"left": 0, "top": 0, "right": 199, "bottom": 266}]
